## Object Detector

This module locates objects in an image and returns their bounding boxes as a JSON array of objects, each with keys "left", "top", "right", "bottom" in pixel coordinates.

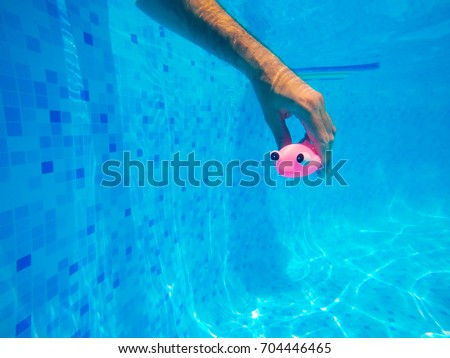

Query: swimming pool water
[{"left": 0, "top": 0, "right": 449, "bottom": 338}]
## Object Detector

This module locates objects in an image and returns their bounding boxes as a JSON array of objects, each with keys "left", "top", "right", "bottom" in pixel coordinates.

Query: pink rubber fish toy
[{"left": 270, "top": 141, "right": 322, "bottom": 178}]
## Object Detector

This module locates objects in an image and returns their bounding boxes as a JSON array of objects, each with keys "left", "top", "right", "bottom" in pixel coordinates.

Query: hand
[{"left": 250, "top": 64, "right": 336, "bottom": 176}]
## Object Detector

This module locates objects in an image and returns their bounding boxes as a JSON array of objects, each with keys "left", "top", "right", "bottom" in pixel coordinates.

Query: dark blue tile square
[
  {"left": 6, "top": 122, "right": 22, "bottom": 136},
  {"left": 80, "top": 304, "right": 89, "bottom": 316},
  {"left": 16, "top": 316, "right": 31, "bottom": 336},
  {"left": 25, "top": 36, "right": 41, "bottom": 52},
  {"left": 69, "top": 262, "right": 78, "bottom": 275},
  {"left": 87, "top": 225, "right": 95, "bottom": 235},
  {"left": 17, "top": 254, "right": 31, "bottom": 272},
  {"left": 99, "top": 113, "right": 108, "bottom": 123},
  {"left": 83, "top": 32, "right": 93, "bottom": 46},
  {"left": 76, "top": 168, "right": 84, "bottom": 179},
  {"left": 45, "top": 70, "right": 58, "bottom": 83},
  {"left": 80, "top": 89, "right": 89, "bottom": 101},
  {"left": 41, "top": 161, "right": 54, "bottom": 174},
  {"left": 0, "top": 152, "right": 8, "bottom": 166},
  {"left": 90, "top": 12, "right": 99, "bottom": 25},
  {"left": 1, "top": 221, "right": 14, "bottom": 238},
  {"left": 3, "top": 11, "right": 22, "bottom": 31},
  {"left": 163, "top": 64, "right": 168, "bottom": 72},
  {"left": 97, "top": 273, "right": 104, "bottom": 284},
  {"left": 130, "top": 33, "right": 138, "bottom": 44},
  {"left": 109, "top": 143, "right": 116, "bottom": 152},
  {"left": 125, "top": 208, "right": 131, "bottom": 217},
  {"left": 113, "top": 279, "right": 120, "bottom": 289},
  {"left": 49, "top": 110, "right": 61, "bottom": 123},
  {"left": 0, "top": 138, "right": 8, "bottom": 152},
  {"left": 4, "top": 107, "right": 20, "bottom": 122},
  {"left": 46, "top": 1, "right": 59, "bottom": 18}
]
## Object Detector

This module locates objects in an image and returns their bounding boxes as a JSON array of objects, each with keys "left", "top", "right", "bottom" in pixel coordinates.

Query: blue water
[{"left": 1, "top": 0, "right": 450, "bottom": 338}]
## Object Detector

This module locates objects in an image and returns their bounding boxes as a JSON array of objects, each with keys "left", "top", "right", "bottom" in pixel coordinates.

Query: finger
[
  {"left": 315, "top": 110, "right": 335, "bottom": 176},
  {"left": 321, "top": 109, "right": 334, "bottom": 136},
  {"left": 321, "top": 110, "right": 335, "bottom": 150},
  {"left": 328, "top": 113, "right": 337, "bottom": 137},
  {"left": 321, "top": 111, "right": 336, "bottom": 179},
  {"left": 264, "top": 110, "right": 292, "bottom": 149},
  {"left": 300, "top": 111, "right": 333, "bottom": 179},
  {"left": 319, "top": 96, "right": 334, "bottom": 132},
  {"left": 300, "top": 110, "right": 329, "bottom": 162}
]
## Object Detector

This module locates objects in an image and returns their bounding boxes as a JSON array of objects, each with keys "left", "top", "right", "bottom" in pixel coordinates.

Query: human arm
[{"left": 136, "top": 0, "right": 336, "bottom": 174}]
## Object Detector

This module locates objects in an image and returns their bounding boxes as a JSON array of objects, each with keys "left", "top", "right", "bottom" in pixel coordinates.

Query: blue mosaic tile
[
  {"left": 25, "top": 36, "right": 41, "bottom": 53},
  {"left": 90, "top": 12, "right": 99, "bottom": 25},
  {"left": 45, "top": 1, "right": 59, "bottom": 19},
  {"left": 49, "top": 110, "right": 61, "bottom": 123},
  {"left": 45, "top": 70, "right": 58, "bottom": 83},
  {"left": 16, "top": 254, "right": 31, "bottom": 272},
  {"left": 16, "top": 315, "right": 31, "bottom": 336},
  {"left": 41, "top": 161, "right": 53, "bottom": 174},
  {"left": 80, "top": 89, "right": 89, "bottom": 101},
  {"left": 83, "top": 32, "right": 93, "bottom": 46}
]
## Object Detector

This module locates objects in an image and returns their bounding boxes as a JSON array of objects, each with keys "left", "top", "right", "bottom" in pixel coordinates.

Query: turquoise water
[{"left": 0, "top": 0, "right": 449, "bottom": 337}]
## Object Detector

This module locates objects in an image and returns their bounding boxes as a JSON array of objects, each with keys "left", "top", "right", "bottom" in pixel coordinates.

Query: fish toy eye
[
  {"left": 297, "top": 152, "right": 311, "bottom": 165},
  {"left": 270, "top": 151, "right": 280, "bottom": 161}
]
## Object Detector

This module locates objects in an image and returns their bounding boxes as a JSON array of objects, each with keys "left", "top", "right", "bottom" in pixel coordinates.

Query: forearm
[{"left": 135, "top": 0, "right": 288, "bottom": 81}]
